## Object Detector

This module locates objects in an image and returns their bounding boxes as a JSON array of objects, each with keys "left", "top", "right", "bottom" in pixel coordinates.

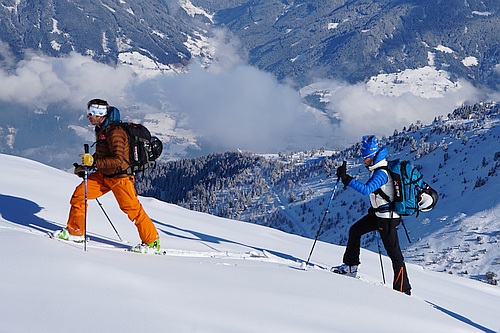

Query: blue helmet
[{"left": 360, "top": 135, "right": 379, "bottom": 159}]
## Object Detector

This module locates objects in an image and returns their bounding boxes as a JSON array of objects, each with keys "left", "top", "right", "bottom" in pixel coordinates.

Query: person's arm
[{"left": 348, "top": 169, "right": 388, "bottom": 195}]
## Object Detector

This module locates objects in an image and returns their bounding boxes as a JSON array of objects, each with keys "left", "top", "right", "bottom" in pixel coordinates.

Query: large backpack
[
  {"left": 107, "top": 107, "right": 163, "bottom": 175},
  {"left": 376, "top": 159, "right": 436, "bottom": 216}
]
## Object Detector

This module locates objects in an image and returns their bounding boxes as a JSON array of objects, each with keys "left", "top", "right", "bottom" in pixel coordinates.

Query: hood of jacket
[{"left": 368, "top": 147, "right": 388, "bottom": 171}]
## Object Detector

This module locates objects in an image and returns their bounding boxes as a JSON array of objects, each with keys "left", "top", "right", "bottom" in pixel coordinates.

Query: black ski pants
[{"left": 342, "top": 213, "right": 411, "bottom": 294}]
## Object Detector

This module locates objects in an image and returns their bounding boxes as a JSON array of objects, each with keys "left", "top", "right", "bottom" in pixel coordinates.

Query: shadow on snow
[
  {"left": 0, "top": 194, "right": 303, "bottom": 264},
  {"left": 426, "top": 301, "right": 496, "bottom": 333},
  {"left": 0, "top": 194, "right": 128, "bottom": 248}
]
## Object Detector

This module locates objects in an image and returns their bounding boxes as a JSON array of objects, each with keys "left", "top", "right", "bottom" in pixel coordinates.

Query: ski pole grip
[{"left": 84, "top": 144, "right": 89, "bottom": 154}]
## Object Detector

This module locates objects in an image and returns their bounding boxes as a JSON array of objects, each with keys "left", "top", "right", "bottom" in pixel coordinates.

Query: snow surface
[
  {"left": 179, "top": 0, "right": 214, "bottom": 22},
  {"left": 366, "top": 66, "right": 459, "bottom": 98},
  {"left": 463, "top": 56, "right": 479, "bottom": 67},
  {"left": 1, "top": 154, "right": 499, "bottom": 333}
]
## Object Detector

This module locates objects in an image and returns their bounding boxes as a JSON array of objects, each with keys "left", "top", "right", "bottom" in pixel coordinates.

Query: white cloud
[
  {"left": 318, "top": 78, "right": 484, "bottom": 145},
  {"left": 0, "top": 35, "right": 492, "bottom": 159},
  {"left": 0, "top": 51, "right": 135, "bottom": 108},
  {"left": 143, "top": 62, "right": 331, "bottom": 152},
  {"left": 301, "top": 61, "right": 491, "bottom": 146}
]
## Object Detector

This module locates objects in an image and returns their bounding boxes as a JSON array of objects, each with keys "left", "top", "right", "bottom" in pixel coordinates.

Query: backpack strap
[
  {"left": 375, "top": 188, "right": 391, "bottom": 205},
  {"left": 373, "top": 166, "right": 394, "bottom": 213}
]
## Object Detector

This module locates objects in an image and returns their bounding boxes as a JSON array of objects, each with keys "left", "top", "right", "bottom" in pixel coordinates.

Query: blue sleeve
[{"left": 347, "top": 169, "right": 388, "bottom": 196}]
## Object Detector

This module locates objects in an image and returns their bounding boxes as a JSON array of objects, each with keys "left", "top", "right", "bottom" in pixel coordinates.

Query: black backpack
[{"left": 107, "top": 107, "right": 163, "bottom": 175}]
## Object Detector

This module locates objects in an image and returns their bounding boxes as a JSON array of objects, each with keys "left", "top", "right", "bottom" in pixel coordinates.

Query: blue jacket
[
  {"left": 346, "top": 147, "right": 399, "bottom": 218},
  {"left": 347, "top": 147, "right": 388, "bottom": 195}
]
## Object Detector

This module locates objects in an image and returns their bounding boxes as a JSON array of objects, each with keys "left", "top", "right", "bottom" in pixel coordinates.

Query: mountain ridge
[
  {"left": 183, "top": 0, "right": 500, "bottom": 88},
  {"left": 1, "top": 0, "right": 498, "bottom": 87},
  {"left": 137, "top": 101, "right": 500, "bottom": 284}
]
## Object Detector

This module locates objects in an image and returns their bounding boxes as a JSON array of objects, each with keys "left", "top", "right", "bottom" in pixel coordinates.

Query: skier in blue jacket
[{"left": 334, "top": 135, "right": 411, "bottom": 295}]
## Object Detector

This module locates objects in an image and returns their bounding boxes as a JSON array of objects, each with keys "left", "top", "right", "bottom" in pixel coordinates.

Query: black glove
[
  {"left": 336, "top": 161, "right": 353, "bottom": 187},
  {"left": 336, "top": 161, "right": 346, "bottom": 179},
  {"left": 73, "top": 163, "right": 85, "bottom": 178}
]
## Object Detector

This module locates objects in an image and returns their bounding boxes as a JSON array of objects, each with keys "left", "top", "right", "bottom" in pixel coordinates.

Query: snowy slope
[
  {"left": 1, "top": 154, "right": 499, "bottom": 332},
  {"left": 225, "top": 103, "right": 499, "bottom": 286}
]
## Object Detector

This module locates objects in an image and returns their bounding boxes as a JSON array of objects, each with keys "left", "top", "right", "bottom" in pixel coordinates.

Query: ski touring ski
[
  {"left": 262, "top": 250, "right": 331, "bottom": 272},
  {"left": 45, "top": 229, "right": 366, "bottom": 278}
]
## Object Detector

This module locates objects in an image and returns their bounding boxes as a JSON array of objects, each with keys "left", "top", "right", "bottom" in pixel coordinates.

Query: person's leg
[
  {"left": 342, "top": 214, "right": 378, "bottom": 265},
  {"left": 67, "top": 172, "right": 109, "bottom": 236},
  {"left": 378, "top": 218, "right": 411, "bottom": 294},
  {"left": 109, "top": 176, "right": 159, "bottom": 244}
]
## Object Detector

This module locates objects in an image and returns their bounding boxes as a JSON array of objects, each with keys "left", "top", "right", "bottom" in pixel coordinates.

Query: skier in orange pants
[
  {"left": 66, "top": 170, "right": 159, "bottom": 245},
  {"left": 54, "top": 98, "right": 160, "bottom": 253}
]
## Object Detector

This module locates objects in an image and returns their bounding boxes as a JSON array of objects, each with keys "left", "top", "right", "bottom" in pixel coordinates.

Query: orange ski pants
[{"left": 67, "top": 171, "right": 159, "bottom": 244}]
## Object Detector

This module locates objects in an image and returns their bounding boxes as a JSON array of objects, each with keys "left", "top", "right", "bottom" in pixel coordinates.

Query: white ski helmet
[{"left": 418, "top": 185, "right": 438, "bottom": 212}]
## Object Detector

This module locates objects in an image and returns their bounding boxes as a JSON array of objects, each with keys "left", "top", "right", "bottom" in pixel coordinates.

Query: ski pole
[
  {"left": 376, "top": 230, "right": 386, "bottom": 284},
  {"left": 303, "top": 180, "right": 339, "bottom": 269},
  {"left": 83, "top": 144, "right": 89, "bottom": 252},
  {"left": 401, "top": 220, "right": 411, "bottom": 243},
  {"left": 95, "top": 198, "right": 123, "bottom": 242}
]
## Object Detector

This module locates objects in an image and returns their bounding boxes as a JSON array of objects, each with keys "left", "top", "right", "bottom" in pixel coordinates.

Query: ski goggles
[{"left": 87, "top": 104, "right": 108, "bottom": 117}]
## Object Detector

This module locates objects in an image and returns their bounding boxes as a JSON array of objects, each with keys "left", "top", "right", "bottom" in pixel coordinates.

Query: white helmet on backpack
[{"left": 418, "top": 185, "right": 438, "bottom": 212}]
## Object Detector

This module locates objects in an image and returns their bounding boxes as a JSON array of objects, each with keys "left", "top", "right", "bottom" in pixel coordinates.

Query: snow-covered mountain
[
  {"left": 0, "top": 0, "right": 498, "bottom": 169},
  {"left": 0, "top": 0, "right": 206, "bottom": 71},
  {"left": 2, "top": 0, "right": 498, "bottom": 88},
  {"left": 1, "top": 152, "right": 499, "bottom": 332},
  {"left": 205, "top": 0, "right": 500, "bottom": 88},
  {"left": 139, "top": 102, "right": 500, "bottom": 286}
]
